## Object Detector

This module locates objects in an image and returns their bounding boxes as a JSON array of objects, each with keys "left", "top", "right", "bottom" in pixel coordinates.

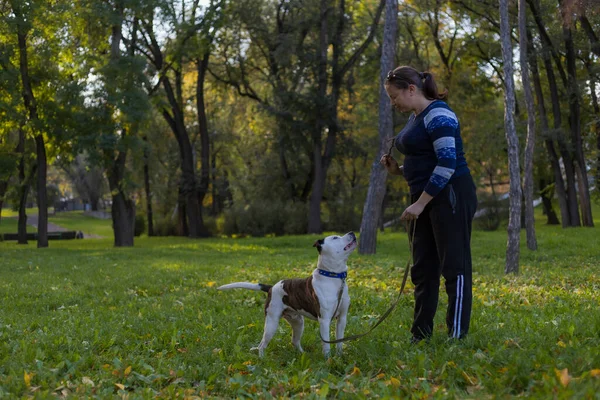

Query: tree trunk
[
  {"left": 141, "top": 17, "right": 208, "bottom": 238},
  {"left": 528, "top": 28, "right": 567, "bottom": 227},
  {"left": 586, "top": 61, "right": 600, "bottom": 194},
  {"left": 579, "top": 15, "right": 600, "bottom": 57},
  {"left": 195, "top": 52, "right": 212, "bottom": 237},
  {"left": 0, "top": 181, "right": 7, "bottom": 224},
  {"left": 14, "top": 5, "right": 48, "bottom": 248},
  {"left": 18, "top": 143, "right": 35, "bottom": 245},
  {"left": 559, "top": 0, "right": 594, "bottom": 227},
  {"left": 107, "top": 147, "right": 135, "bottom": 247},
  {"left": 359, "top": 0, "right": 397, "bottom": 254},
  {"left": 143, "top": 136, "right": 154, "bottom": 237},
  {"left": 539, "top": 178, "right": 560, "bottom": 225},
  {"left": 18, "top": 182, "right": 31, "bottom": 246},
  {"left": 541, "top": 45, "right": 580, "bottom": 226},
  {"left": 307, "top": 0, "right": 329, "bottom": 234},
  {"left": 500, "top": 0, "right": 522, "bottom": 274},
  {"left": 106, "top": 3, "right": 135, "bottom": 247},
  {"left": 529, "top": 0, "right": 579, "bottom": 226},
  {"left": 518, "top": 0, "right": 537, "bottom": 250}
]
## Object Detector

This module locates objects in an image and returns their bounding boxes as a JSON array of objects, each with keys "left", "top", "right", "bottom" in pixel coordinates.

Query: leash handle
[{"left": 320, "top": 221, "right": 416, "bottom": 344}]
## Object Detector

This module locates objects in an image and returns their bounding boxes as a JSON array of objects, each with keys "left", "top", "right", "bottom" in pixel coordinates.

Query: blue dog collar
[{"left": 318, "top": 269, "right": 347, "bottom": 279}]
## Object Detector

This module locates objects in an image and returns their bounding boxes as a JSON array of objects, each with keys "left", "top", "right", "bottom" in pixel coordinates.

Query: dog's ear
[{"left": 313, "top": 239, "right": 324, "bottom": 253}]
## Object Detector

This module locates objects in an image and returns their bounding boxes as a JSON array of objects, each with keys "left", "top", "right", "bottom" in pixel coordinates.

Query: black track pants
[{"left": 409, "top": 174, "right": 477, "bottom": 340}]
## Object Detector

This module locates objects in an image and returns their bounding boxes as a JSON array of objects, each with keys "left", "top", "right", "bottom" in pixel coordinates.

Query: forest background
[{"left": 0, "top": 0, "right": 598, "bottom": 247}]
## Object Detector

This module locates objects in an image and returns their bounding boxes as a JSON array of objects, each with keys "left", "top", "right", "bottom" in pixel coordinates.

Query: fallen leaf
[
  {"left": 350, "top": 366, "right": 361, "bottom": 376},
  {"left": 124, "top": 366, "right": 132, "bottom": 376},
  {"left": 390, "top": 377, "right": 401, "bottom": 387},
  {"left": 555, "top": 368, "right": 570, "bottom": 387},
  {"left": 462, "top": 371, "right": 477, "bottom": 385},
  {"left": 24, "top": 371, "right": 34, "bottom": 387},
  {"left": 590, "top": 369, "right": 600, "bottom": 378},
  {"left": 82, "top": 377, "right": 94, "bottom": 387},
  {"left": 115, "top": 383, "right": 125, "bottom": 390}
]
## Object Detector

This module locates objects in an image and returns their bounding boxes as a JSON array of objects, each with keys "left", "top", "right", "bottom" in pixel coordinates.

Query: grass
[
  {"left": 1, "top": 208, "right": 55, "bottom": 218},
  {"left": 48, "top": 211, "right": 113, "bottom": 238},
  {"left": 0, "top": 210, "right": 111, "bottom": 237},
  {"left": 0, "top": 217, "right": 32, "bottom": 234},
  {"left": 0, "top": 205, "right": 599, "bottom": 398}
]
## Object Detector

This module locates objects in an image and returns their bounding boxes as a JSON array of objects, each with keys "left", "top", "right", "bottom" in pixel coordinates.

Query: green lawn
[
  {"left": 0, "top": 217, "right": 30, "bottom": 234},
  {"left": 0, "top": 206, "right": 599, "bottom": 398},
  {"left": 1, "top": 208, "right": 54, "bottom": 218},
  {"left": 48, "top": 211, "right": 113, "bottom": 238}
]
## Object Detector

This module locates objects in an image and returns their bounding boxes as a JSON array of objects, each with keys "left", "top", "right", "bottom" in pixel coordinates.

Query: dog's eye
[{"left": 332, "top": 237, "right": 339, "bottom": 240}]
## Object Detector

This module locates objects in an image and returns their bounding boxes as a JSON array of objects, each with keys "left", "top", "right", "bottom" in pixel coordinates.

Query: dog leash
[{"left": 320, "top": 220, "right": 416, "bottom": 344}]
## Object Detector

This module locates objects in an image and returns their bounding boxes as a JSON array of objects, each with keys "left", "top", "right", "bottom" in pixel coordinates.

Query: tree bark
[
  {"left": 529, "top": 0, "right": 579, "bottom": 226},
  {"left": 540, "top": 38, "right": 580, "bottom": 226},
  {"left": 143, "top": 135, "right": 154, "bottom": 237},
  {"left": 17, "top": 130, "right": 33, "bottom": 245},
  {"left": 107, "top": 2, "right": 135, "bottom": 247},
  {"left": 528, "top": 28, "right": 568, "bottom": 227},
  {"left": 195, "top": 52, "right": 212, "bottom": 237},
  {"left": 307, "top": 0, "right": 329, "bottom": 234},
  {"left": 539, "top": 178, "right": 560, "bottom": 225},
  {"left": 518, "top": 0, "right": 537, "bottom": 250},
  {"left": 500, "top": 0, "right": 522, "bottom": 274},
  {"left": 559, "top": 0, "right": 594, "bottom": 227},
  {"left": 585, "top": 59, "right": 600, "bottom": 195},
  {"left": 13, "top": 2, "right": 48, "bottom": 248},
  {"left": 107, "top": 149, "right": 135, "bottom": 247},
  {"left": 359, "top": 0, "right": 397, "bottom": 254},
  {"left": 579, "top": 15, "right": 600, "bottom": 57},
  {"left": 0, "top": 181, "right": 7, "bottom": 223}
]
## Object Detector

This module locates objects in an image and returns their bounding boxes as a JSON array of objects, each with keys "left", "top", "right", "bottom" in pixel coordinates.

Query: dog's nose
[{"left": 348, "top": 232, "right": 356, "bottom": 238}]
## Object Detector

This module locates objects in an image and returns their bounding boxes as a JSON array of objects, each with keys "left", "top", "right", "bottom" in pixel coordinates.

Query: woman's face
[{"left": 385, "top": 84, "right": 413, "bottom": 113}]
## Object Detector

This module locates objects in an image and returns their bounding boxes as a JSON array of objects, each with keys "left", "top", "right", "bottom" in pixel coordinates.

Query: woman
[{"left": 380, "top": 66, "right": 477, "bottom": 342}]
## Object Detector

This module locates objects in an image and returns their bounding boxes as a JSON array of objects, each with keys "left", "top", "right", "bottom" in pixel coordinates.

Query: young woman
[{"left": 380, "top": 66, "right": 478, "bottom": 342}]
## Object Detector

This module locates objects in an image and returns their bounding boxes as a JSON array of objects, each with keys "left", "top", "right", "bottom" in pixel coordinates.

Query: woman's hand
[
  {"left": 400, "top": 202, "right": 425, "bottom": 221},
  {"left": 380, "top": 154, "right": 403, "bottom": 176}
]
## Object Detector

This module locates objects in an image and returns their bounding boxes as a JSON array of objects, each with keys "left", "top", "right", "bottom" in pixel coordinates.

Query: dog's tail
[{"left": 217, "top": 282, "right": 272, "bottom": 293}]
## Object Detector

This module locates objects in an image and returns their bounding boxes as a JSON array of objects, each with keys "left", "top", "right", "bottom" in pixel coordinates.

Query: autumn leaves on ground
[{"left": 0, "top": 207, "right": 599, "bottom": 398}]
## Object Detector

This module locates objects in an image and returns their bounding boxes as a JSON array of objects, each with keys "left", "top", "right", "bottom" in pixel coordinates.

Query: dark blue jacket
[{"left": 395, "top": 100, "right": 470, "bottom": 196}]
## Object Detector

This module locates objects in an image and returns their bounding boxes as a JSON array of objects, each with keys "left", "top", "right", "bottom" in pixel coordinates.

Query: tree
[
  {"left": 359, "top": 0, "right": 397, "bottom": 254},
  {"left": 61, "top": 154, "right": 106, "bottom": 212},
  {"left": 135, "top": 0, "right": 223, "bottom": 238},
  {"left": 558, "top": 0, "right": 594, "bottom": 227},
  {"left": 10, "top": 0, "right": 49, "bottom": 248},
  {"left": 499, "top": 0, "right": 522, "bottom": 274},
  {"left": 518, "top": 0, "right": 537, "bottom": 250}
]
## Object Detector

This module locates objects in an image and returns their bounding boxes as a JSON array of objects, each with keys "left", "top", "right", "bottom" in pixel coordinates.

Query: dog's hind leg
[
  {"left": 283, "top": 312, "right": 305, "bottom": 353},
  {"left": 255, "top": 310, "right": 282, "bottom": 357}
]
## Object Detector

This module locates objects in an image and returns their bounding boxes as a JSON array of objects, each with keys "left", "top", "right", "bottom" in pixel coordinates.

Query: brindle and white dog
[{"left": 218, "top": 232, "right": 357, "bottom": 357}]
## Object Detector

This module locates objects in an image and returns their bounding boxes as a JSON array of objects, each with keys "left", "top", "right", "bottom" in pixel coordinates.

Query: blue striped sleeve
[{"left": 423, "top": 107, "right": 458, "bottom": 197}]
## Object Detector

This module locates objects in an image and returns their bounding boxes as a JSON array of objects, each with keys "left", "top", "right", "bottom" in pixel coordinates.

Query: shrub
[
  {"left": 473, "top": 194, "right": 507, "bottom": 231},
  {"left": 134, "top": 214, "right": 146, "bottom": 237},
  {"left": 154, "top": 216, "right": 179, "bottom": 237},
  {"left": 223, "top": 200, "right": 307, "bottom": 236}
]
